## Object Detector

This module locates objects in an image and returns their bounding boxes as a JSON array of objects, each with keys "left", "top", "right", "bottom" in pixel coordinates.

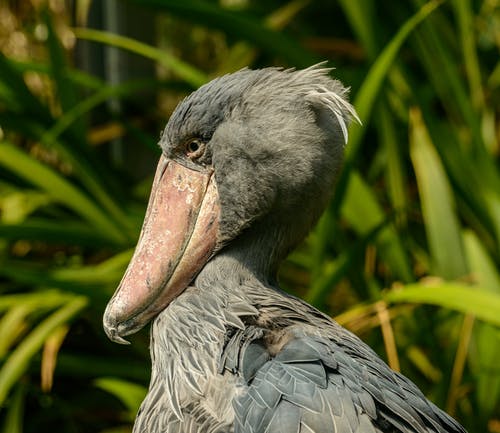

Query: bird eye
[{"left": 185, "top": 139, "right": 205, "bottom": 160}]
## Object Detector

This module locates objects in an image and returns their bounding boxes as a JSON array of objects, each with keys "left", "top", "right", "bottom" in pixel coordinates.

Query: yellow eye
[{"left": 185, "top": 139, "right": 205, "bottom": 159}]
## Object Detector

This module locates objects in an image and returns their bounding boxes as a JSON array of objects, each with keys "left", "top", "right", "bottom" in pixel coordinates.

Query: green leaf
[
  {"left": 451, "top": 0, "right": 484, "bottom": 110},
  {"left": 463, "top": 230, "right": 500, "bottom": 419},
  {"left": 73, "top": 27, "right": 208, "bottom": 88},
  {"left": 129, "top": 0, "right": 317, "bottom": 67},
  {"left": 406, "top": 345, "right": 442, "bottom": 382},
  {"left": 0, "top": 141, "right": 126, "bottom": 244},
  {"left": 411, "top": 3, "right": 483, "bottom": 149},
  {"left": 216, "top": 0, "right": 312, "bottom": 74},
  {"left": 38, "top": 79, "right": 157, "bottom": 235},
  {"left": 306, "top": 218, "right": 389, "bottom": 306},
  {"left": 341, "top": 171, "right": 413, "bottom": 282},
  {"left": 0, "top": 291, "right": 77, "bottom": 312},
  {"left": 332, "top": 0, "right": 443, "bottom": 216},
  {"left": 337, "top": 0, "right": 377, "bottom": 58},
  {"left": 434, "top": 128, "right": 500, "bottom": 247},
  {"left": 45, "top": 10, "right": 86, "bottom": 143},
  {"left": 0, "top": 306, "right": 30, "bottom": 358},
  {"left": 1, "top": 384, "right": 25, "bottom": 433},
  {"left": 7, "top": 57, "right": 104, "bottom": 90},
  {"left": 0, "top": 53, "right": 49, "bottom": 121},
  {"left": 378, "top": 105, "right": 408, "bottom": 226},
  {"left": 409, "top": 108, "right": 467, "bottom": 279},
  {"left": 385, "top": 283, "right": 500, "bottom": 326},
  {"left": 463, "top": 230, "right": 500, "bottom": 293},
  {"left": 0, "top": 296, "right": 88, "bottom": 405},
  {"left": 347, "top": 0, "right": 443, "bottom": 159},
  {"left": 0, "top": 219, "right": 117, "bottom": 247},
  {"left": 0, "top": 250, "right": 133, "bottom": 297},
  {"left": 94, "top": 377, "right": 147, "bottom": 421},
  {"left": 0, "top": 190, "right": 52, "bottom": 224}
]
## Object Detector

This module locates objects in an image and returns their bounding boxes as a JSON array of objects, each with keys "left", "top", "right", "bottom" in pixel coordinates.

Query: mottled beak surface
[{"left": 103, "top": 156, "right": 219, "bottom": 344}]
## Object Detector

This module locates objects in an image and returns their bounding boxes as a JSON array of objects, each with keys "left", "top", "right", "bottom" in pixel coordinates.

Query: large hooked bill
[{"left": 103, "top": 156, "right": 220, "bottom": 344}]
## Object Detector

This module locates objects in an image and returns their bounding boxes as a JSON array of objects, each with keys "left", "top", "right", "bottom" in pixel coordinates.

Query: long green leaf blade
[
  {"left": 45, "top": 10, "right": 86, "bottom": 142},
  {"left": 409, "top": 108, "right": 467, "bottom": 279},
  {"left": 0, "top": 142, "right": 126, "bottom": 244},
  {"left": 73, "top": 28, "right": 207, "bottom": 87},
  {"left": 463, "top": 230, "right": 500, "bottom": 419},
  {"left": 337, "top": 0, "right": 377, "bottom": 58},
  {"left": 332, "top": 0, "right": 443, "bottom": 216},
  {"left": 1, "top": 385, "right": 25, "bottom": 433},
  {"left": 347, "top": 0, "right": 443, "bottom": 158},
  {"left": 0, "top": 53, "right": 49, "bottom": 121},
  {"left": 129, "top": 0, "right": 317, "bottom": 67},
  {"left": 385, "top": 283, "right": 500, "bottom": 326},
  {"left": 94, "top": 377, "right": 147, "bottom": 421},
  {"left": 0, "top": 219, "right": 116, "bottom": 247},
  {"left": 342, "top": 171, "right": 413, "bottom": 282},
  {"left": 0, "top": 296, "right": 88, "bottom": 405}
]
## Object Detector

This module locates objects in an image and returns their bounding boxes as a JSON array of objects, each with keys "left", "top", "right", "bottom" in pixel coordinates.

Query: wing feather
[
  {"left": 267, "top": 400, "right": 301, "bottom": 433},
  {"left": 229, "top": 329, "right": 467, "bottom": 433}
]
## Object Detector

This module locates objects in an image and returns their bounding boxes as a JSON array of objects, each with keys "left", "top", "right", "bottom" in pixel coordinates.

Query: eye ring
[{"left": 185, "top": 139, "right": 206, "bottom": 160}]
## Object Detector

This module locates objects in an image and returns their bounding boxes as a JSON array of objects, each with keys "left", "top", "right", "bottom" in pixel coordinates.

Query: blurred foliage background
[{"left": 0, "top": 0, "right": 499, "bottom": 432}]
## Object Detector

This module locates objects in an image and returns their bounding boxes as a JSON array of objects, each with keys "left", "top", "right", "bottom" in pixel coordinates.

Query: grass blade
[
  {"left": 73, "top": 27, "right": 207, "bottom": 87},
  {"left": 0, "top": 296, "right": 88, "bottom": 405},
  {"left": 434, "top": 128, "right": 500, "bottom": 247},
  {"left": 379, "top": 105, "right": 408, "bottom": 226},
  {"left": 347, "top": 0, "right": 443, "bottom": 159},
  {"left": 342, "top": 171, "right": 413, "bottom": 282},
  {"left": 409, "top": 108, "right": 467, "bottom": 279},
  {"left": 0, "top": 219, "right": 116, "bottom": 247},
  {"left": 1, "top": 384, "right": 25, "bottom": 433},
  {"left": 0, "top": 141, "right": 126, "bottom": 244},
  {"left": 385, "top": 282, "right": 500, "bottom": 326},
  {"left": 332, "top": 0, "right": 443, "bottom": 215},
  {"left": 306, "top": 218, "right": 390, "bottom": 306},
  {"left": 216, "top": 0, "right": 312, "bottom": 74},
  {"left": 45, "top": 10, "right": 86, "bottom": 143},
  {"left": 0, "top": 306, "right": 30, "bottom": 358},
  {"left": 0, "top": 250, "right": 132, "bottom": 298},
  {"left": 40, "top": 79, "right": 160, "bottom": 235},
  {"left": 0, "top": 291, "right": 77, "bottom": 312},
  {"left": 337, "top": 0, "right": 377, "bottom": 58},
  {"left": 451, "top": 0, "right": 484, "bottom": 109},
  {"left": 463, "top": 230, "right": 500, "bottom": 420},
  {"left": 94, "top": 377, "right": 147, "bottom": 421},
  {"left": 0, "top": 53, "right": 49, "bottom": 121},
  {"left": 411, "top": 4, "right": 483, "bottom": 148},
  {"left": 129, "top": 0, "right": 317, "bottom": 67},
  {"left": 7, "top": 57, "right": 104, "bottom": 90}
]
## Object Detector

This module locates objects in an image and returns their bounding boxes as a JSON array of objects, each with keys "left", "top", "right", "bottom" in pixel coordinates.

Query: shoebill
[{"left": 103, "top": 65, "right": 467, "bottom": 433}]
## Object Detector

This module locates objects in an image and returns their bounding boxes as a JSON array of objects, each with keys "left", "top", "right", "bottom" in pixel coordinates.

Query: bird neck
[
  {"left": 199, "top": 217, "right": 296, "bottom": 289},
  {"left": 225, "top": 205, "right": 319, "bottom": 282},
  {"left": 195, "top": 249, "right": 275, "bottom": 293}
]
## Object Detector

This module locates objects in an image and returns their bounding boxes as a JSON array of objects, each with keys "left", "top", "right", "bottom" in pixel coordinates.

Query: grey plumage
[{"left": 111, "top": 66, "right": 466, "bottom": 433}]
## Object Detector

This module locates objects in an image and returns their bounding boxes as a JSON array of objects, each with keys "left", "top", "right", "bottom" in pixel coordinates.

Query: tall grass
[{"left": 0, "top": 1, "right": 498, "bottom": 432}]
